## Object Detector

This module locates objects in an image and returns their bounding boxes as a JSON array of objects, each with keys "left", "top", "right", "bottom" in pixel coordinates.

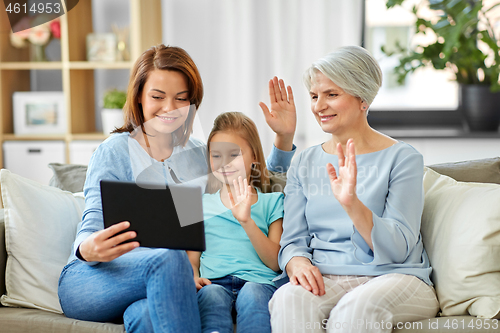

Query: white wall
[
  {"left": 403, "top": 138, "right": 500, "bottom": 165},
  {"left": 28, "top": 1, "right": 500, "bottom": 165},
  {"left": 161, "top": 0, "right": 363, "bottom": 155}
]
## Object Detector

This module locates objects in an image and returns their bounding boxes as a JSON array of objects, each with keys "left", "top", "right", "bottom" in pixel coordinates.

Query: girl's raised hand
[
  {"left": 228, "top": 176, "right": 252, "bottom": 224},
  {"left": 259, "top": 76, "right": 296, "bottom": 139},
  {"left": 327, "top": 139, "right": 358, "bottom": 207}
]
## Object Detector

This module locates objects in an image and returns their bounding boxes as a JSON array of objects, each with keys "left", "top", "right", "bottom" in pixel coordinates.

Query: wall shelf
[
  {"left": 0, "top": 0, "right": 162, "bottom": 169},
  {"left": 0, "top": 62, "right": 64, "bottom": 70},
  {"left": 68, "top": 61, "right": 133, "bottom": 69},
  {"left": 2, "top": 134, "right": 66, "bottom": 141}
]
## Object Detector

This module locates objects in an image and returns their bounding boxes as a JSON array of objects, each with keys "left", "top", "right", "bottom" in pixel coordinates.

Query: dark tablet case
[{"left": 100, "top": 180, "right": 205, "bottom": 251}]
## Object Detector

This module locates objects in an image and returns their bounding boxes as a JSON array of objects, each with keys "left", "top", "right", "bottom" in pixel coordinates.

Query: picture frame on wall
[
  {"left": 86, "top": 33, "right": 117, "bottom": 62},
  {"left": 13, "top": 92, "right": 66, "bottom": 135}
]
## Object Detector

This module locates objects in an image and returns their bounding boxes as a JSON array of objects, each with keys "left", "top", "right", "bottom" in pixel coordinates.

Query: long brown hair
[
  {"left": 113, "top": 44, "right": 203, "bottom": 146},
  {"left": 206, "top": 112, "right": 271, "bottom": 194}
]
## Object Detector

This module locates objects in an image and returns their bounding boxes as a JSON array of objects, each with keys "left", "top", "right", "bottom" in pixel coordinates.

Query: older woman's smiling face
[{"left": 309, "top": 71, "right": 365, "bottom": 135}]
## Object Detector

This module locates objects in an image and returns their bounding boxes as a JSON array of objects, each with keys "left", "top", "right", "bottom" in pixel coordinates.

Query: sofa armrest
[{"left": 0, "top": 209, "right": 6, "bottom": 302}]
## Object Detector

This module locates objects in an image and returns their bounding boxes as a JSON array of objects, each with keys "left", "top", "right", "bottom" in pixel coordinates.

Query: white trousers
[{"left": 269, "top": 273, "right": 439, "bottom": 333}]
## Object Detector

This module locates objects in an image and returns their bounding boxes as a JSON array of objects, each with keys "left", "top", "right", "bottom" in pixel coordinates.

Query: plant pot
[
  {"left": 459, "top": 85, "right": 500, "bottom": 132},
  {"left": 101, "top": 109, "right": 124, "bottom": 135}
]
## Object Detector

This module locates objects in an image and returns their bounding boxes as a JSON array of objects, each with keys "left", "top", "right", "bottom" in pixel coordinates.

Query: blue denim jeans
[
  {"left": 197, "top": 275, "right": 276, "bottom": 333},
  {"left": 58, "top": 248, "right": 201, "bottom": 333}
]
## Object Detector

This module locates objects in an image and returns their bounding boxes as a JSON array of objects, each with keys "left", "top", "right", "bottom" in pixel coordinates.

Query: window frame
[{"left": 361, "top": 0, "right": 464, "bottom": 131}]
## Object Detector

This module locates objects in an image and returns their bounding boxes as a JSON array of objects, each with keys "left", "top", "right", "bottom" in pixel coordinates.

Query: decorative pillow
[
  {"left": 48, "top": 163, "right": 88, "bottom": 193},
  {"left": 0, "top": 169, "right": 85, "bottom": 314},
  {"left": 421, "top": 167, "right": 500, "bottom": 318},
  {"left": 427, "top": 156, "right": 500, "bottom": 185}
]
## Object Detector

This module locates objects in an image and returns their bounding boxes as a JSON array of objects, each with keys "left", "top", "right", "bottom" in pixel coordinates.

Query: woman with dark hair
[{"left": 58, "top": 44, "right": 296, "bottom": 332}]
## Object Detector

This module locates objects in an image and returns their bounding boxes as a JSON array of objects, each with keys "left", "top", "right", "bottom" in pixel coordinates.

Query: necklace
[
  {"left": 142, "top": 130, "right": 182, "bottom": 184},
  {"left": 142, "top": 131, "right": 171, "bottom": 162}
]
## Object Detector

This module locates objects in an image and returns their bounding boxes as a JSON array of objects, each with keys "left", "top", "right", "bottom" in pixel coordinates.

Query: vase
[
  {"left": 460, "top": 84, "right": 500, "bottom": 132},
  {"left": 101, "top": 109, "right": 124, "bottom": 135},
  {"left": 30, "top": 44, "right": 47, "bottom": 62}
]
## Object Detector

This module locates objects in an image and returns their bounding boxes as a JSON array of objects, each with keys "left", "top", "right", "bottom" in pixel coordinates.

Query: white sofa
[{"left": 0, "top": 157, "right": 500, "bottom": 333}]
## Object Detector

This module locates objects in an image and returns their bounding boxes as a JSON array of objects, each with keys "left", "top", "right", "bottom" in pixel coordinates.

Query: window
[
  {"left": 364, "top": 0, "right": 459, "bottom": 111},
  {"left": 362, "top": 0, "right": 467, "bottom": 130}
]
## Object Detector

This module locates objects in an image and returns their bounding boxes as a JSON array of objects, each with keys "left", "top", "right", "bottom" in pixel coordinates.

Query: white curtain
[{"left": 162, "top": 0, "right": 363, "bottom": 155}]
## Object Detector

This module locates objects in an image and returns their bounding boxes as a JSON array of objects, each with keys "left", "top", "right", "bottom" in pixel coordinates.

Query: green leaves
[
  {"left": 103, "top": 89, "right": 127, "bottom": 109},
  {"left": 386, "top": 0, "right": 405, "bottom": 9},
  {"left": 382, "top": 0, "right": 499, "bottom": 90}
]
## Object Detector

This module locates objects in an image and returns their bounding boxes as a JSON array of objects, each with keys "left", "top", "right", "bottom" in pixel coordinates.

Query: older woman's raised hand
[
  {"left": 259, "top": 76, "right": 296, "bottom": 151},
  {"left": 327, "top": 139, "right": 358, "bottom": 208}
]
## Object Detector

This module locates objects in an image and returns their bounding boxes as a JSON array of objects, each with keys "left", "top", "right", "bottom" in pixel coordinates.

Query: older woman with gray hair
[{"left": 269, "top": 46, "right": 439, "bottom": 332}]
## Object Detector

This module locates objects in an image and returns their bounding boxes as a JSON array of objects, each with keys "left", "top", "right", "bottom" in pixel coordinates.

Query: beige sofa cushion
[
  {"left": 48, "top": 163, "right": 88, "bottom": 193},
  {"left": 0, "top": 307, "right": 124, "bottom": 333},
  {"left": 427, "top": 157, "right": 500, "bottom": 184},
  {"left": 0, "top": 170, "right": 84, "bottom": 313},
  {"left": 421, "top": 167, "right": 500, "bottom": 318},
  {"left": 393, "top": 316, "right": 500, "bottom": 332}
]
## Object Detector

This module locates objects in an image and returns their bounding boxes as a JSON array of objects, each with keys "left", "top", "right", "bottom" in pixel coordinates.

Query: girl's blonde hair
[{"left": 206, "top": 112, "right": 271, "bottom": 194}]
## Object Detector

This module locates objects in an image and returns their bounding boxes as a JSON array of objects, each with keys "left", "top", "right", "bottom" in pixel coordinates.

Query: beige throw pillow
[
  {"left": 0, "top": 169, "right": 84, "bottom": 313},
  {"left": 421, "top": 167, "right": 500, "bottom": 318}
]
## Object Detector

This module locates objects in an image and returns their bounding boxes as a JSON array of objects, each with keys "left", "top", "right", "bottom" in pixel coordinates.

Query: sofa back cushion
[
  {"left": 427, "top": 157, "right": 500, "bottom": 184},
  {"left": 0, "top": 170, "right": 84, "bottom": 314},
  {"left": 48, "top": 163, "right": 88, "bottom": 193}
]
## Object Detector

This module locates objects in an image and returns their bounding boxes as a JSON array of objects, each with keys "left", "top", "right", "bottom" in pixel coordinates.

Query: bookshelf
[{"left": 0, "top": 0, "right": 162, "bottom": 168}]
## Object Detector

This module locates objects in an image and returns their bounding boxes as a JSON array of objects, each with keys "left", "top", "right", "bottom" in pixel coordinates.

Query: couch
[{"left": 0, "top": 158, "right": 500, "bottom": 333}]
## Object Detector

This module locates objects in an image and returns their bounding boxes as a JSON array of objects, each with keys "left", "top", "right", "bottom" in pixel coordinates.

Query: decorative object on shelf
[
  {"left": 101, "top": 89, "right": 126, "bottom": 135},
  {"left": 383, "top": 0, "right": 500, "bottom": 132},
  {"left": 86, "top": 33, "right": 118, "bottom": 62},
  {"left": 13, "top": 92, "right": 66, "bottom": 135},
  {"left": 112, "top": 24, "right": 130, "bottom": 61},
  {"left": 10, "top": 15, "right": 61, "bottom": 62}
]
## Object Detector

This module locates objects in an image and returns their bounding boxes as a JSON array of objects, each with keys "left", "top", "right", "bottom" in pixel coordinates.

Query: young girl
[{"left": 188, "top": 112, "right": 284, "bottom": 333}]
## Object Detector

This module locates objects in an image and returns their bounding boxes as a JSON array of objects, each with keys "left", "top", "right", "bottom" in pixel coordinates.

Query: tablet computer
[{"left": 100, "top": 180, "right": 205, "bottom": 251}]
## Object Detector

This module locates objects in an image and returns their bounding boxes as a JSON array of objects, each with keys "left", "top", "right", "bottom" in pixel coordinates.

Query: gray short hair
[{"left": 304, "top": 46, "right": 382, "bottom": 108}]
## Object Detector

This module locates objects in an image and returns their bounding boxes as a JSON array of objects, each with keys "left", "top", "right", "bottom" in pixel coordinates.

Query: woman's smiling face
[{"left": 140, "top": 69, "right": 191, "bottom": 134}]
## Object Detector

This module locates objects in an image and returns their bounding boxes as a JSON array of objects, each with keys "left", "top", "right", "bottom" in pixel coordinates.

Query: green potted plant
[
  {"left": 382, "top": 0, "right": 500, "bottom": 131},
  {"left": 102, "top": 89, "right": 126, "bottom": 135}
]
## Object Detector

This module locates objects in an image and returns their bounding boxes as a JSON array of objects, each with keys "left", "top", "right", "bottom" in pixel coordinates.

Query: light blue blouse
[
  {"left": 278, "top": 141, "right": 433, "bottom": 285},
  {"left": 67, "top": 131, "right": 295, "bottom": 265}
]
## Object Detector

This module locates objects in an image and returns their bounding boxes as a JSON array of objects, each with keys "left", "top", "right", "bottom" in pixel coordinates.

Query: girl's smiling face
[
  {"left": 139, "top": 69, "right": 191, "bottom": 135},
  {"left": 209, "top": 131, "right": 256, "bottom": 186}
]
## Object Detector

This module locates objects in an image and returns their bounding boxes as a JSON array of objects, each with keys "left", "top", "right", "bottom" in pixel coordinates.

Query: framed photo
[
  {"left": 86, "top": 33, "right": 117, "bottom": 62},
  {"left": 13, "top": 92, "right": 66, "bottom": 135}
]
